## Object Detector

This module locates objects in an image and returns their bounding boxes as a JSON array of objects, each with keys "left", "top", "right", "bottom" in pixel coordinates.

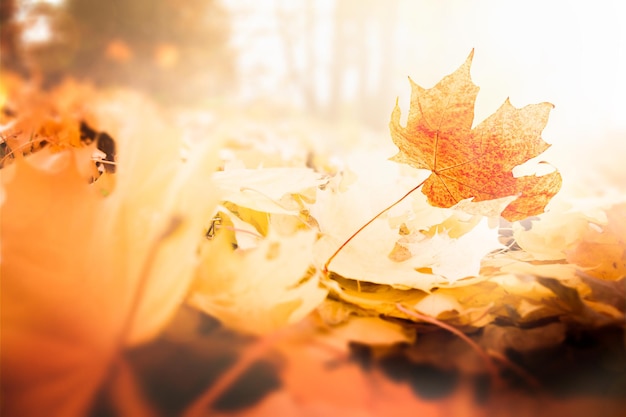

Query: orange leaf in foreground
[
  {"left": 389, "top": 50, "right": 562, "bottom": 221},
  {"left": 0, "top": 92, "right": 220, "bottom": 417}
]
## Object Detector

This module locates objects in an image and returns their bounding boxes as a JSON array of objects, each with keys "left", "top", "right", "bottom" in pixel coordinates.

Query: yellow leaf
[
  {"left": 190, "top": 229, "right": 328, "bottom": 334},
  {"left": 213, "top": 167, "right": 326, "bottom": 214}
]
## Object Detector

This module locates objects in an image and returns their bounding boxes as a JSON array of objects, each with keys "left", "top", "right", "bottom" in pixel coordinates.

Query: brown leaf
[
  {"left": 389, "top": 50, "right": 562, "bottom": 221},
  {"left": 536, "top": 277, "right": 585, "bottom": 313}
]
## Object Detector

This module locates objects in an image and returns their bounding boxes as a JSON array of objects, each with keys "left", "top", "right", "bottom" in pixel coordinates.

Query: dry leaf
[
  {"left": 213, "top": 166, "right": 326, "bottom": 214},
  {"left": 324, "top": 278, "right": 428, "bottom": 319},
  {"left": 481, "top": 322, "right": 567, "bottom": 353},
  {"left": 324, "top": 316, "right": 416, "bottom": 347},
  {"left": 566, "top": 203, "right": 626, "bottom": 280},
  {"left": 189, "top": 230, "right": 328, "bottom": 334},
  {"left": 392, "top": 217, "right": 503, "bottom": 282},
  {"left": 413, "top": 293, "right": 464, "bottom": 318},
  {"left": 389, "top": 50, "right": 562, "bottom": 221},
  {"left": 0, "top": 91, "right": 220, "bottom": 416},
  {"left": 313, "top": 148, "right": 501, "bottom": 288},
  {"left": 3, "top": 50, "right": 625, "bottom": 417}
]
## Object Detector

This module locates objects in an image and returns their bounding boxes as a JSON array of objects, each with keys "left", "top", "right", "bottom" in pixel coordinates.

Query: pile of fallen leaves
[{"left": 1, "top": 52, "right": 624, "bottom": 417}]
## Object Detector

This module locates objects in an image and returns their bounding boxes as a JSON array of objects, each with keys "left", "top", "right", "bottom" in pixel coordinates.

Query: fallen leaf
[
  {"left": 481, "top": 322, "right": 567, "bottom": 353},
  {"left": 189, "top": 229, "right": 328, "bottom": 335},
  {"left": 566, "top": 203, "right": 626, "bottom": 280},
  {"left": 324, "top": 316, "right": 416, "bottom": 347},
  {"left": 577, "top": 272, "right": 625, "bottom": 312},
  {"left": 392, "top": 217, "right": 503, "bottom": 282},
  {"left": 413, "top": 293, "right": 463, "bottom": 318},
  {"left": 389, "top": 50, "right": 562, "bottom": 221},
  {"left": 314, "top": 218, "right": 446, "bottom": 290},
  {"left": 324, "top": 277, "right": 428, "bottom": 319},
  {"left": 0, "top": 90, "right": 220, "bottom": 416},
  {"left": 312, "top": 148, "right": 501, "bottom": 288},
  {"left": 513, "top": 205, "right": 592, "bottom": 261},
  {"left": 213, "top": 167, "right": 326, "bottom": 214}
]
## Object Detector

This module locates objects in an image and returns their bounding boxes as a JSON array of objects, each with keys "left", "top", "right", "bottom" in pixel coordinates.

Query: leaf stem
[
  {"left": 322, "top": 179, "right": 427, "bottom": 275},
  {"left": 395, "top": 303, "right": 501, "bottom": 385}
]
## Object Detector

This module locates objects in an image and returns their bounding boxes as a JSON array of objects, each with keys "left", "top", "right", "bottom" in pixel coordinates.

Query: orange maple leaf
[
  {"left": 0, "top": 90, "right": 220, "bottom": 417},
  {"left": 389, "top": 50, "right": 562, "bottom": 221}
]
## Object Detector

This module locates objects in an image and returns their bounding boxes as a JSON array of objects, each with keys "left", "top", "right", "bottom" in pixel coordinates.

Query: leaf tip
[
  {"left": 460, "top": 49, "right": 476, "bottom": 80},
  {"left": 390, "top": 97, "right": 402, "bottom": 124}
]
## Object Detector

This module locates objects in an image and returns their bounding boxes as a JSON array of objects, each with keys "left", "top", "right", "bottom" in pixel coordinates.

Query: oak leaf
[{"left": 389, "top": 50, "right": 562, "bottom": 221}]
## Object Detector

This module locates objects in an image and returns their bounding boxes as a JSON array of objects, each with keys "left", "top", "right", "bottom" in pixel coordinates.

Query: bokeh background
[
  {"left": 1, "top": 3, "right": 625, "bottom": 415},
  {"left": 2, "top": 0, "right": 625, "bottom": 185}
]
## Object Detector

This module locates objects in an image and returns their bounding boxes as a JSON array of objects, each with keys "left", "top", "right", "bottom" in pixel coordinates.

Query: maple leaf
[
  {"left": 189, "top": 229, "right": 328, "bottom": 335},
  {"left": 313, "top": 149, "right": 503, "bottom": 289},
  {"left": 213, "top": 167, "right": 326, "bottom": 214},
  {"left": 389, "top": 50, "right": 562, "bottom": 221},
  {"left": 566, "top": 202, "right": 626, "bottom": 280},
  {"left": 0, "top": 91, "right": 220, "bottom": 417}
]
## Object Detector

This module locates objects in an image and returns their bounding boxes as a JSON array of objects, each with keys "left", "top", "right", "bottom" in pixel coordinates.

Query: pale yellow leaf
[
  {"left": 413, "top": 293, "right": 463, "bottom": 317},
  {"left": 327, "top": 316, "right": 416, "bottom": 346},
  {"left": 190, "top": 229, "right": 328, "bottom": 334},
  {"left": 212, "top": 167, "right": 326, "bottom": 214}
]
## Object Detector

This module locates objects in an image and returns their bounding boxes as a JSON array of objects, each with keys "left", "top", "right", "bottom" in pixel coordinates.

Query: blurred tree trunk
[
  {"left": 327, "top": 0, "right": 398, "bottom": 129},
  {"left": 230, "top": 1, "right": 399, "bottom": 128},
  {"left": 360, "top": 0, "right": 398, "bottom": 129},
  {"left": 0, "top": 0, "right": 22, "bottom": 73},
  {"left": 303, "top": 0, "right": 320, "bottom": 115}
]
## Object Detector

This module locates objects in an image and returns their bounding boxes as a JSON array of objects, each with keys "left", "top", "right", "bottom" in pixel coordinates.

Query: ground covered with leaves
[{"left": 1, "top": 55, "right": 625, "bottom": 417}]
